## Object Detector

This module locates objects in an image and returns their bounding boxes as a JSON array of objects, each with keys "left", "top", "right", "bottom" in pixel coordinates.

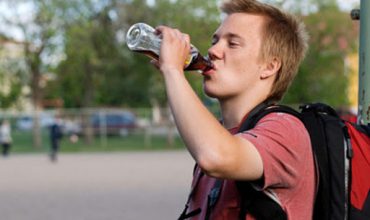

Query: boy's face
[{"left": 203, "top": 13, "right": 267, "bottom": 100}]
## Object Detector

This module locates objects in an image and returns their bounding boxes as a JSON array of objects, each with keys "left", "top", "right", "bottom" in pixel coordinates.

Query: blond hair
[{"left": 221, "top": 0, "right": 308, "bottom": 102}]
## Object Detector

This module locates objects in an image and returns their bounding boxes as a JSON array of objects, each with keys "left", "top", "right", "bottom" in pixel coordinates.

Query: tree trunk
[{"left": 30, "top": 57, "right": 43, "bottom": 149}]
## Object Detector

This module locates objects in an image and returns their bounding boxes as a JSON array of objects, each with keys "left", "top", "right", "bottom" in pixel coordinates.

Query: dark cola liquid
[
  {"left": 132, "top": 49, "right": 212, "bottom": 72},
  {"left": 185, "top": 53, "right": 213, "bottom": 72},
  {"left": 133, "top": 50, "right": 159, "bottom": 60}
]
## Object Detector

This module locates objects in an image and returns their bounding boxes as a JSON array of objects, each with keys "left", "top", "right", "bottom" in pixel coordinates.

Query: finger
[
  {"left": 155, "top": 25, "right": 176, "bottom": 39},
  {"left": 173, "top": 29, "right": 183, "bottom": 38},
  {"left": 155, "top": 26, "right": 188, "bottom": 44},
  {"left": 155, "top": 25, "right": 167, "bottom": 33},
  {"left": 183, "top": 33, "right": 190, "bottom": 42},
  {"left": 182, "top": 33, "right": 191, "bottom": 48},
  {"left": 154, "top": 25, "right": 168, "bottom": 39}
]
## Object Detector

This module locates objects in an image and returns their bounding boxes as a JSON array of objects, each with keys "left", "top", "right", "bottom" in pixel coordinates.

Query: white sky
[{"left": 338, "top": 0, "right": 360, "bottom": 10}]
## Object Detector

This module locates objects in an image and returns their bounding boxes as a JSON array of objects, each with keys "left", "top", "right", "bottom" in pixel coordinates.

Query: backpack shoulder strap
[
  {"left": 237, "top": 103, "right": 300, "bottom": 220},
  {"left": 238, "top": 104, "right": 300, "bottom": 133},
  {"left": 299, "top": 103, "right": 354, "bottom": 220}
]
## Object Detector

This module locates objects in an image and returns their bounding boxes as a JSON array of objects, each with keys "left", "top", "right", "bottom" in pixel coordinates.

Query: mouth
[{"left": 202, "top": 63, "right": 216, "bottom": 77}]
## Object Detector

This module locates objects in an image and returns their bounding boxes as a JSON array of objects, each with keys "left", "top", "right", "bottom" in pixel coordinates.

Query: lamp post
[{"left": 352, "top": 0, "right": 370, "bottom": 125}]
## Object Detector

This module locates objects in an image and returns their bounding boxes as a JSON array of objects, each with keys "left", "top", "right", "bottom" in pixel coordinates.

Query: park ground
[{"left": 0, "top": 151, "right": 193, "bottom": 220}]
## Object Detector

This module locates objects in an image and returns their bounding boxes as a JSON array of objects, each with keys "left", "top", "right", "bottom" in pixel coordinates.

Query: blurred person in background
[
  {"left": 151, "top": 0, "right": 314, "bottom": 219},
  {"left": 49, "top": 115, "right": 63, "bottom": 162},
  {"left": 0, "top": 119, "right": 12, "bottom": 157}
]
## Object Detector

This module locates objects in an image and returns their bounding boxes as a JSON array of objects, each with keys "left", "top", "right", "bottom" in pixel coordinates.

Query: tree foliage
[
  {"left": 283, "top": 7, "right": 358, "bottom": 106},
  {"left": 0, "top": 0, "right": 360, "bottom": 110},
  {"left": 0, "top": 0, "right": 66, "bottom": 147},
  {"left": 0, "top": 63, "right": 24, "bottom": 109},
  {"left": 45, "top": 0, "right": 220, "bottom": 108},
  {"left": 0, "top": 36, "right": 25, "bottom": 109}
]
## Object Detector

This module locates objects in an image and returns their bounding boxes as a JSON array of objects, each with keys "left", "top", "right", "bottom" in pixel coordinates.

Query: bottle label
[{"left": 184, "top": 47, "right": 198, "bottom": 68}]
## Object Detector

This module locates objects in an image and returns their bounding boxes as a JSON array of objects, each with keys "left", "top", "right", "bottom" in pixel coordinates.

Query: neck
[{"left": 219, "top": 88, "right": 271, "bottom": 130}]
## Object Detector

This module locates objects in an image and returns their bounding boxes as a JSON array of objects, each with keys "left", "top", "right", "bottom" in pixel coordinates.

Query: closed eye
[
  {"left": 228, "top": 41, "right": 240, "bottom": 48},
  {"left": 227, "top": 33, "right": 243, "bottom": 48}
]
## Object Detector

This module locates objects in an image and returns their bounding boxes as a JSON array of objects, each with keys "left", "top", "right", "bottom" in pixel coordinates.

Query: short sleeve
[{"left": 239, "top": 113, "right": 312, "bottom": 190}]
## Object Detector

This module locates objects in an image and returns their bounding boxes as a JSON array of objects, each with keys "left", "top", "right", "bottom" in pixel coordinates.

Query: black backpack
[
  {"left": 235, "top": 102, "right": 370, "bottom": 220},
  {"left": 179, "top": 102, "right": 370, "bottom": 220}
]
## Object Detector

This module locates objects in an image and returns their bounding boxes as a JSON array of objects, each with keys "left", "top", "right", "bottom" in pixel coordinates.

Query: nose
[{"left": 208, "top": 42, "right": 223, "bottom": 61}]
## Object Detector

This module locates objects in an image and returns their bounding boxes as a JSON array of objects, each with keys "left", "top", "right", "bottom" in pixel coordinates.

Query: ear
[{"left": 260, "top": 57, "right": 281, "bottom": 80}]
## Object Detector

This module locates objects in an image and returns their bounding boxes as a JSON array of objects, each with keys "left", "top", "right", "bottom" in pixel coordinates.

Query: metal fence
[{"left": 0, "top": 107, "right": 182, "bottom": 150}]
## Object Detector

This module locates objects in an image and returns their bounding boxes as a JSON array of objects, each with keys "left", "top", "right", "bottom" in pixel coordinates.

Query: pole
[{"left": 354, "top": 0, "right": 370, "bottom": 125}]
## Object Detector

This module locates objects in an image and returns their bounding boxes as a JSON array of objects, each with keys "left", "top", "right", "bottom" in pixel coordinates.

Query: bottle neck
[{"left": 185, "top": 53, "right": 213, "bottom": 72}]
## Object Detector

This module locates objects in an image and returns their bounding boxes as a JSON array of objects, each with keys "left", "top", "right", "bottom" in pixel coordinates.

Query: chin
[
  {"left": 204, "top": 91, "right": 217, "bottom": 99},
  {"left": 203, "top": 87, "right": 222, "bottom": 99},
  {"left": 203, "top": 82, "right": 231, "bottom": 99},
  {"left": 203, "top": 86, "right": 215, "bottom": 97}
]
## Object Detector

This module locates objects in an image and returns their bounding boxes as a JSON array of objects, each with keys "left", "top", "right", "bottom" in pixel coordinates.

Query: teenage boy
[{"left": 153, "top": 0, "right": 314, "bottom": 219}]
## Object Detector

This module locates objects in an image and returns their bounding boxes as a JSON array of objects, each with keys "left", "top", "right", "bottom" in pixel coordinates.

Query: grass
[{"left": 10, "top": 129, "right": 186, "bottom": 154}]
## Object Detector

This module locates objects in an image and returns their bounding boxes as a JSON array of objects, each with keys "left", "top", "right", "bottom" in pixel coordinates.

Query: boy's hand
[{"left": 153, "top": 26, "right": 190, "bottom": 74}]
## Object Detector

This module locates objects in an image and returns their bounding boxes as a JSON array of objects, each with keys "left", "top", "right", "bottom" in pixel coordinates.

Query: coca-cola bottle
[{"left": 126, "top": 23, "right": 212, "bottom": 72}]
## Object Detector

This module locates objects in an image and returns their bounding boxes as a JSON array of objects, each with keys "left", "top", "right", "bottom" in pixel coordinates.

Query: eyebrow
[{"left": 212, "top": 32, "right": 244, "bottom": 41}]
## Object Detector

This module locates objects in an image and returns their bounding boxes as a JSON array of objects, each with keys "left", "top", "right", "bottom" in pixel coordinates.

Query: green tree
[
  {"left": 0, "top": 66, "right": 24, "bottom": 109},
  {"left": 0, "top": 0, "right": 66, "bottom": 147},
  {"left": 112, "top": 0, "right": 219, "bottom": 107},
  {"left": 283, "top": 6, "right": 358, "bottom": 106},
  {"left": 46, "top": 0, "right": 154, "bottom": 108},
  {"left": 0, "top": 35, "right": 25, "bottom": 109},
  {"left": 46, "top": 0, "right": 119, "bottom": 143},
  {"left": 51, "top": 0, "right": 219, "bottom": 109}
]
